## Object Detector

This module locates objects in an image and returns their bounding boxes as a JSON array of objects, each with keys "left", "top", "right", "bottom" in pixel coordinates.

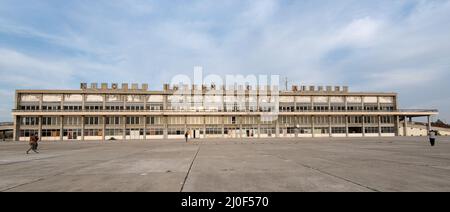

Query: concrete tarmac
[{"left": 1, "top": 136, "right": 449, "bottom": 192}]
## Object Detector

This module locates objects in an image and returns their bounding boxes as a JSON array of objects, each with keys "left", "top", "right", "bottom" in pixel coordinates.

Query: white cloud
[
  {"left": 364, "top": 68, "right": 439, "bottom": 90},
  {"left": 335, "top": 17, "right": 382, "bottom": 47},
  {"left": 0, "top": 0, "right": 449, "bottom": 121}
]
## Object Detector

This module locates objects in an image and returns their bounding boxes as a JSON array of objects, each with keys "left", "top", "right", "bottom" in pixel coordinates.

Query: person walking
[
  {"left": 26, "top": 134, "right": 39, "bottom": 154},
  {"left": 429, "top": 130, "right": 436, "bottom": 146}
]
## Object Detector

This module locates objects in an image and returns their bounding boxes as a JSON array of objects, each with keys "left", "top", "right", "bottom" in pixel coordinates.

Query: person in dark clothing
[
  {"left": 429, "top": 130, "right": 436, "bottom": 146},
  {"left": 185, "top": 131, "right": 189, "bottom": 143},
  {"left": 26, "top": 134, "right": 39, "bottom": 154}
]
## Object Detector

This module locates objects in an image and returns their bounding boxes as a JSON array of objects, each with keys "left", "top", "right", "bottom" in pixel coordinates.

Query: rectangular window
[
  {"left": 105, "top": 116, "right": 121, "bottom": 125},
  {"left": 146, "top": 128, "right": 164, "bottom": 135},
  {"left": 85, "top": 117, "right": 100, "bottom": 125},
  {"left": 365, "top": 127, "right": 379, "bottom": 133},
  {"left": 41, "top": 129, "right": 60, "bottom": 137},
  {"left": 126, "top": 117, "right": 140, "bottom": 125},
  {"left": 20, "top": 129, "right": 39, "bottom": 137},
  {"left": 332, "top": 127, "right": 346, "bottom": 134},
  {"left": 84, "top": 129, "right": 102, "bottom": 136},
  {"left": 21, "top": 117, "right": 39, "bottom": 125},
  {"left": 42, "top": 117, "right": 59, "bottom": 125},
  {"left": 381, "top": 116, "right": 394, "bottom": 124},
  {"left": 64, "top": 117, "right": 81, "bottom": 125},
  {"left": 381, "top": 127, "right": 395, "bottom": 133}
]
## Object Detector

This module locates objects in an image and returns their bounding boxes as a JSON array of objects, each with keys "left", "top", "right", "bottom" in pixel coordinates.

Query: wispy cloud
[{"left": 0, "top": 0, "right": 449, "bottom": 121}]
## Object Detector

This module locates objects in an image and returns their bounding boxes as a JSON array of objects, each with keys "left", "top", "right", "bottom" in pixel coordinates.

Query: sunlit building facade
[{"left": 12, "top": 83, "right": 438, "bottom": 141}]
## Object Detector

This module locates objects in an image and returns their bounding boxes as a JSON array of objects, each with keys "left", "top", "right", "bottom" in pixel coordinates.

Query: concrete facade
[{"left": 11, "top": 83, "right": 438, "bottom": 141}]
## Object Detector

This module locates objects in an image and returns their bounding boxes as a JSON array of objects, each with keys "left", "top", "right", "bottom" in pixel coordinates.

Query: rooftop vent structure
[
  {"left": 318, "top": 86, "right": 324, "bottom": 91},
  {"left": 141, "top": 83, "right": 148, "bottom": 91},
  {"left": 131, "top": 83, "right": 138, "bottom": 90},
  {"left": 163, "top": 84, "right": 170, "bottom": 91},
  {"left": 335, "top": 86, "right": 341, "bottom": 92},
  {"left": 122, "top": 83, "right": 129, "bottom": 91},
  {"left": 343, "top": 86, "right": 349, "bottom": 92}
]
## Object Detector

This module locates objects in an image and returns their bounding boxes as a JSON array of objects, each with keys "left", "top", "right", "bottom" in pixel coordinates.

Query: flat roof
[{"left": 15, "top": 89, "right": 397, "bottom": 96}]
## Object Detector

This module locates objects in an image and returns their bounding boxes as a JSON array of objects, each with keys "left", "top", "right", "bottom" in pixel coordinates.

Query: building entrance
[{"left": 189, "top": 128, "right": 202, "bottom": 139}]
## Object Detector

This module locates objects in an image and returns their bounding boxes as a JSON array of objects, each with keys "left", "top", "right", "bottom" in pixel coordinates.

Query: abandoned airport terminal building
[{"left": 11, "top": 83, "right": 438, "bottom": 141}]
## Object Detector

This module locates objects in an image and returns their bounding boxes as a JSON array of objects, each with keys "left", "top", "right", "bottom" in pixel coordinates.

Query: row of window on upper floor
[
  {"left": 19, "top": 94, "right": 395, "bottom": 104},
  {"left": 18, "top": 104, "right": 395, "bottom": 112}
]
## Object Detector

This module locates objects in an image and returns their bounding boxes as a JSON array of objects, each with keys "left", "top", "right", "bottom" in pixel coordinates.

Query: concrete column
[
  {"left": 222, "top": 116, "right": 225, "bottom": 138},
  {"left": 311, "top": 116, "right": 315, "bottom": 138},
  {"left": 361, "top": 96, "right": 364, "bottom": 112},
  {"left": 143, "top": 116, "right": 147, "bottom": 140},
  {"left": 61, "top": 94, "right": 64, "bottom": 111},
  {"left": 163, "top": 95, "right": 168, "bottom": 111},
  {"left": 14, "top": 92, "right": 19, "bottom": 111},
  {"left": 184, "top": 116, "right": 187, "bottom": 138},
  {"left": 378, "top": 115, "right": 382, "bottom": 136},
  {"left": 427, "top": 116, "right": 432, "bottom": 133},
  {"left": 294, "top": 96, "right": 297, "bottom": 112},
  {"left": 204, "top": 124, "right": 207, "bottom": 139},
  {"left": 14, "top": 92, "right": 20, "bottom": 141},
  {"left": 393, "top": 95, "right": 398, "bottom": 111},
  {"left": 143, "top": 95, "right": 147, "bottom": 111},
  {"left": 103, "top": 94, "right": 106, "bottom": 110},
  {"left": 344, "top": 96, "right": 348, "bottom": 112},
  {"left": 345, "top": 116, "right": 349, "bottom": 137},
  {"left": 328, "top": 116, "right": 332, "bottom": 137},
  {"left": 239, "top": 117, "right": 243, "bottom": 138},
  {"left": 377, "top": 96, "right": 381, "bottom": 111},
  {"left": 60, "top": 116, "right": 64, "bottom": 141},
  {"left": 82, "top": 94, "right": 85, "bottom": 111},
  {"left": 295, "top": 116, "right": 298, "bottom": 138},
  {"left": 123, "top": 96, "right": 127, "bottom": 110},
  {"left": 81, "top": 116, "right": 85, "bottom": 141},
  {"left": 13, "top": 115, "right": 20, "bottom": 141},
  {"left": 39, "top": 94, "right": 43, "bottom": 110},
  {"left": 122, "top": 116, "right": 126, "bottom": 140},
  {"left": 403, "top": 116, "right": 408, "bottom": 136},
  {"left": 257, "top": 122, "right": 261, "bottom": 138},
  {"left": 328, "top": 96, "right": 331, "bottom": 112},
  {"left": 38, "top": 116, "right": 42, "bottom": 140},
  {"left": 275, "top": 119, "right": 279, "bottom": 138},
  {"left": 396, "top": 116, "right": 400, "bottom": 136},
  {"left": 203, "top": 116, "right": 206, "bottom": 139},
  {"left": 163, "top": 116, "right": 168, "bottom": 139},
  {"left": 102, "top": 116, "right": 106, "bottom": 141},
  {"left": 362, "top": 116, "right": 365, "bottom": 137}
]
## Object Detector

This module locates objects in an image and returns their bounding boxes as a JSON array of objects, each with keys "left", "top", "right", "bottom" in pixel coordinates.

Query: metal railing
[{"left": 397, "top": 109, "right": 438, "bottom": 112}]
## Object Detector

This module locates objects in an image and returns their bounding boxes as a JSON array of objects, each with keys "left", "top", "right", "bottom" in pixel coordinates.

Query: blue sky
[{"left": 0, "top": 0, "right": 449, "bottom": 122}]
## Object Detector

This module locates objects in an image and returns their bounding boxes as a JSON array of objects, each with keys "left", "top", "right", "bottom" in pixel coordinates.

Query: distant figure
[
  {"left": 429, "top": 130, "right": 436, "bottom": 146},
  {"left": 185, "top": 131, "right": 189, "bottom": 143},
  {"left": 26, "top": 134, "right": 39, "bottom": 154}
]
